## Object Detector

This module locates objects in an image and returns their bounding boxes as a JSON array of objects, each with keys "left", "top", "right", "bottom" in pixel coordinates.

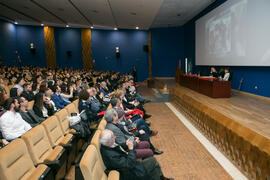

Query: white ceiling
[{"left": 0, "top": 0, "right": 215, "bottom": 29}]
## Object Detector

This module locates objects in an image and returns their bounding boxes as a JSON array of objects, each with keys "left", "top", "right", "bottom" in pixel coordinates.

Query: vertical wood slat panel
[
  {"left": 44, "top": 27, "right": 56, "bottom": 68},
  {"left": 81, "top": 28, "right": 92, "bottom": 70},
  {"left": 148, "top": 31, "right": 152, "bottom": 79}
]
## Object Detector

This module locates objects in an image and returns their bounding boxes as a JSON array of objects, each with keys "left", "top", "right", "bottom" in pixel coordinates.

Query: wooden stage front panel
[{"left": 170, "top": 84, "right": 270, "bottom": 180}]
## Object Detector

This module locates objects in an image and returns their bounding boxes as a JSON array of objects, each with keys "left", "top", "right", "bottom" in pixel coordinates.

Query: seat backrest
[
  {"left": 28, "top": 100, "right": 35, "bottom": 110},
  {"left": 55, "top": 109, "right": 70, "bottom": 135},
  {"left": 42, "top": 116, "right": 64, "bottom": 147},
  {"left": 64, "top": 103, "right": 76, "bottom": 115},
  {"left": 98, "top": 119, "right": 107, "bottom": 131},
  {"left": 3, "top": 86, "right": 10, "bottom": 97},
  {"left": 80, "top": 145, "right": 108, "bottom": 180},
  {"left": 90, "top": 130, "right": 105, "bottom": 170},
  {"left": 0, "top": 139, "right": 36, "bottom": 180},
  {"left": 21, "top": 125, "right": 54, "bottom": 165},
  {"left": 72, "top": 99, "right": 79, "bottom": 113}
]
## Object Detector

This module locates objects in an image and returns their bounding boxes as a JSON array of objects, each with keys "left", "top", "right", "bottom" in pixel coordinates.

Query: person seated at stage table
[
  {"left": 99, "top": 129, "right": 174, "bottom": 180},
  {"left": 209, "top": 67, "right": 219, "bottom": 78},
  {"left": 223, "top": 68, "right": 231, "bottom": 81}
]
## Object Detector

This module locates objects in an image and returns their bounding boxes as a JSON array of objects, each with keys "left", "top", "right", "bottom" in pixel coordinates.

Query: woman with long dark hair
[{"left": 33, "top": 92, "right": 55, "bottom": 118}]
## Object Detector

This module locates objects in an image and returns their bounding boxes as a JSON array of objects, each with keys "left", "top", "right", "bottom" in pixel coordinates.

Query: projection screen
[{"left": 195, "top": 0, "right": 270, "bottom": 66}]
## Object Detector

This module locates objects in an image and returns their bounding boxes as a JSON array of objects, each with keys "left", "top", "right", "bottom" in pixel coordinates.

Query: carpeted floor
[{"left": 144, "top": 103, "right": 233, "bottom": 180}]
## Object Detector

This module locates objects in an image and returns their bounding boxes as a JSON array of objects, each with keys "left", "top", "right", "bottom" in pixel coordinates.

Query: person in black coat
[
  {"left": 19, "top": 97, "right": 45, "bottom": 127},
  {"left": 100, "top": 129, "right": 173, "bottom": 180},
  {"left": 21, "top": 83, "right": 35, "bottom": 101},
  {"left": 33, "top": 92, "right": 55, "bottom": 118}
]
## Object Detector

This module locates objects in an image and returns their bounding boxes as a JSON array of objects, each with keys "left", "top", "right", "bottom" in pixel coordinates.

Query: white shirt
[
  {"left": 14, "top": 84, "right": 23, "bottom": 92},
  {"left": 223, "top": 73, "right": 230, "bottom": 81},
  {"left": 0, "top": 111, "right": 32, "bottom": 141}
]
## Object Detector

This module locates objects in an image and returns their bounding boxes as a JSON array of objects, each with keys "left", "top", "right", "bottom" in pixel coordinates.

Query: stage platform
[
  {"left": 169, "top": 83, "right": 270, "bottom": 180},
  {"left": 173, "top": 84, "right": 270, "bottom": 139}
]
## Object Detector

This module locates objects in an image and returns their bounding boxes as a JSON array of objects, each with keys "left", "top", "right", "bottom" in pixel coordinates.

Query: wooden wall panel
[
  {"left": 43, "top": 27, "right": 56, "bottom": 68},
  {"left": 81, "top": 28, "right": 92, "bottom": 70}
]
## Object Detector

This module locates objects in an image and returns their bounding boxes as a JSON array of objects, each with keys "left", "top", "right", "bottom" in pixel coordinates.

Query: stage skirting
[{"left": 170, "top": 86, "right": 270, "bottom": 180}]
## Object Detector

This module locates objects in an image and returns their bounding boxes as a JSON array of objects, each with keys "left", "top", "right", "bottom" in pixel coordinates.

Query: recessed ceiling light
[
  {"left": 66, "top": 25, "right": 69, "bottom": 27},
  {"left": 41, "top": 24, "right": 44, "bottom": 26},
  {"left": 136, "top": 26, "right": 139, "bottom": 30},
  {"left": 14, "top": 21, "right": 18, "bottom": 24},
  {"left": 114, "top": 28, "right": 117, "bottom": 30},
  {"left": 90, "top": 26, "right": 94, "bottom": 29}
]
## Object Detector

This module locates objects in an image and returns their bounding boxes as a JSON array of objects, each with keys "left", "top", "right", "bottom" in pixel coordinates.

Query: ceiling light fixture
[
  {"left": 114, "top": 28, "right": 117, "bottom": 30},
  {"left": 66, "top": 25, "right": 69, "bottom": 28},
  {"left": 41, "top": 24, "right": 44, "bottom": 26},
  {"left": 14, "top": 21, "right": 18, "bottom": 24},
  {"left": 136, "top": 26, "right": 139, "bottom": 30},
  {"left": 90, "top": 26, "right": 94, "bottom": 29}
]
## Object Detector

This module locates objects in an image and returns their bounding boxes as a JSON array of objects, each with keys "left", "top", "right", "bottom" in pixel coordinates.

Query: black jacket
[
  {"left": 19, "top": 110, "right": 45, "bottom": 127},
  {"left": 33, "top": 103, "right": 55, "bottom": 118},
  {"left": 100, "top": 145, "right": 152, "bottom": 180},
  {"left": 21, "top": 91, "right": 35, "bottom": 101}
]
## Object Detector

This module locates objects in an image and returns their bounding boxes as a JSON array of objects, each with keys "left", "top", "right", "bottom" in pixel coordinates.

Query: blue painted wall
[
  {"left": 151, "top": 27, "right": 185, "bottom": 77},
  {"left": 92, "top": 29, "right": 149, "bottom": 81},
  {"left": 0, "top": 20, "right": 17, "bottom": 66},
  {"left": 16, "top": 25, "right": 46, "bottom": 67},
  {"left": 184, "top": 0, "right": 270, "bottom": 97},
  {"left": 54, "top": 28, "right": 82, "bottom": 69}
]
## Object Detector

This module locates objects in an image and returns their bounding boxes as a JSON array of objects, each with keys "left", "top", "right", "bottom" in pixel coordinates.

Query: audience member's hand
[
  {"left": 139, "top": 130, "right": 145, "bottom": 134},
  {"left": 1, "top": 139, "right": 9, "bottom": 146},
  {"left": 126, "top": 138, "right": 134, "bottom": 150},
  {"left": 44, "top": 99, "right": 51, "bottom": 105},
  {"left": 135, "top": 137, "right": 140, "bottom": 143},
  {"left": 99, "top": 92, "right": 104, "bottom": 98},
  {"left": 134, "top": 101, "right": 140, "bottom": 106}
]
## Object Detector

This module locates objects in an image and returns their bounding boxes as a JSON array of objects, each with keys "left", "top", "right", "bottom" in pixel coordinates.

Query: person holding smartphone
[{"left": 100, "top": 129, "right": 174, "bottom": 180}]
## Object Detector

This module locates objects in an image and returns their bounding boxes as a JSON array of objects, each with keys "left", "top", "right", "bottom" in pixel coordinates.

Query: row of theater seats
[
  {"left": 0, "top": 100, "right": 81, "bottom": 180},
  {"left": 79, "top": 118, "right": 120, "bottom": 180}
]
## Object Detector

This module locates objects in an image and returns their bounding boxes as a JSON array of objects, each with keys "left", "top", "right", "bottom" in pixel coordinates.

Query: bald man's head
[{"left": 100, "top": 129, "right": 115, "bottom": 147}]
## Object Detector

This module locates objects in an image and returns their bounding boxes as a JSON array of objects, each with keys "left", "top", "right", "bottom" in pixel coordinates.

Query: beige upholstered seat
[
  {"left": 55, "top": 109, "right": 76, "bottom": 135},
  {"left": 21, "top": 125, "right": 65, "bottom": 164},
  {"left": 98, "top": 119, "right": 107, "bottom": 131},
  {"left": 80, "top": 145, "right": 119, "bottom": 180},
  {"left": 41, "top": 116, "right": 73, "bottom": 147},
  {"left": 3, "top": 86, "right": 10, "bottom": 97},
  {"left": 64, "top": 103, "right": 77, "bottom": 116},
  {"left": 72, "top": 99, "right": 79, "bottom": 113},
  {"left": 28, "top": 100, "right": 35, "bottom": 110},
  {"left": 0, "top": 138, "right": 49, "bottom": 180},
  {"left": 90, "top": 130, "right": 105, "bottom": 169}
]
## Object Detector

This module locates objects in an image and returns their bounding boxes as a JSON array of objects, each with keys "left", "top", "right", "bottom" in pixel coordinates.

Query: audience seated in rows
[{"left": 100, "top": 129, "right": 173, "bottom": 180}]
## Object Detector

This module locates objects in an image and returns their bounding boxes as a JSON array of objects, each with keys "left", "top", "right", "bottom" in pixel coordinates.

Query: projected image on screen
[
  {"left": 206, "top": 12, "right": 231, "bottom": 57},
  {"left": 196, "top": 0, "right": 270, "bottom": 66}
]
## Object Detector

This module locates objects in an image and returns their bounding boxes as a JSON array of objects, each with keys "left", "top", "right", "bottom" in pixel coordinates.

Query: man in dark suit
[
  {"left": 100, "top": 129, "right": 173, "bottom": 180},
  {"left": 21, "top": 83, "right": 35, "bottom": 101},
  {"left": 104, "top": 108, "right": 154, "bottom": 159},
  {"left": 19, "top": 97, "right": 45, "bottom": 127},
  {"left": 51, "top": 85, "right": 70, "bottom": 109}
]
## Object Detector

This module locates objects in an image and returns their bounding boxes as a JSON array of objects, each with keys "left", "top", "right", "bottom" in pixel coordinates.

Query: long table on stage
[{"left": 179, "top": 74, "right": 231, "bottom": 98}]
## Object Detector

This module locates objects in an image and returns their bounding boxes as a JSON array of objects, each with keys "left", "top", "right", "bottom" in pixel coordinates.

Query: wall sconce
[{"left": 116, "top": 47, "right": 120, "bottom": 58}]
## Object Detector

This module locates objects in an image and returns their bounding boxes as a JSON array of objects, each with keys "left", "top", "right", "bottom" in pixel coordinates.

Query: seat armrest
[
  {"left": 108, "top": 170, "right": 120, "bottom": 180},
  {"left": 36, "top": 160, "right": 61, "bottom": 169}
]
